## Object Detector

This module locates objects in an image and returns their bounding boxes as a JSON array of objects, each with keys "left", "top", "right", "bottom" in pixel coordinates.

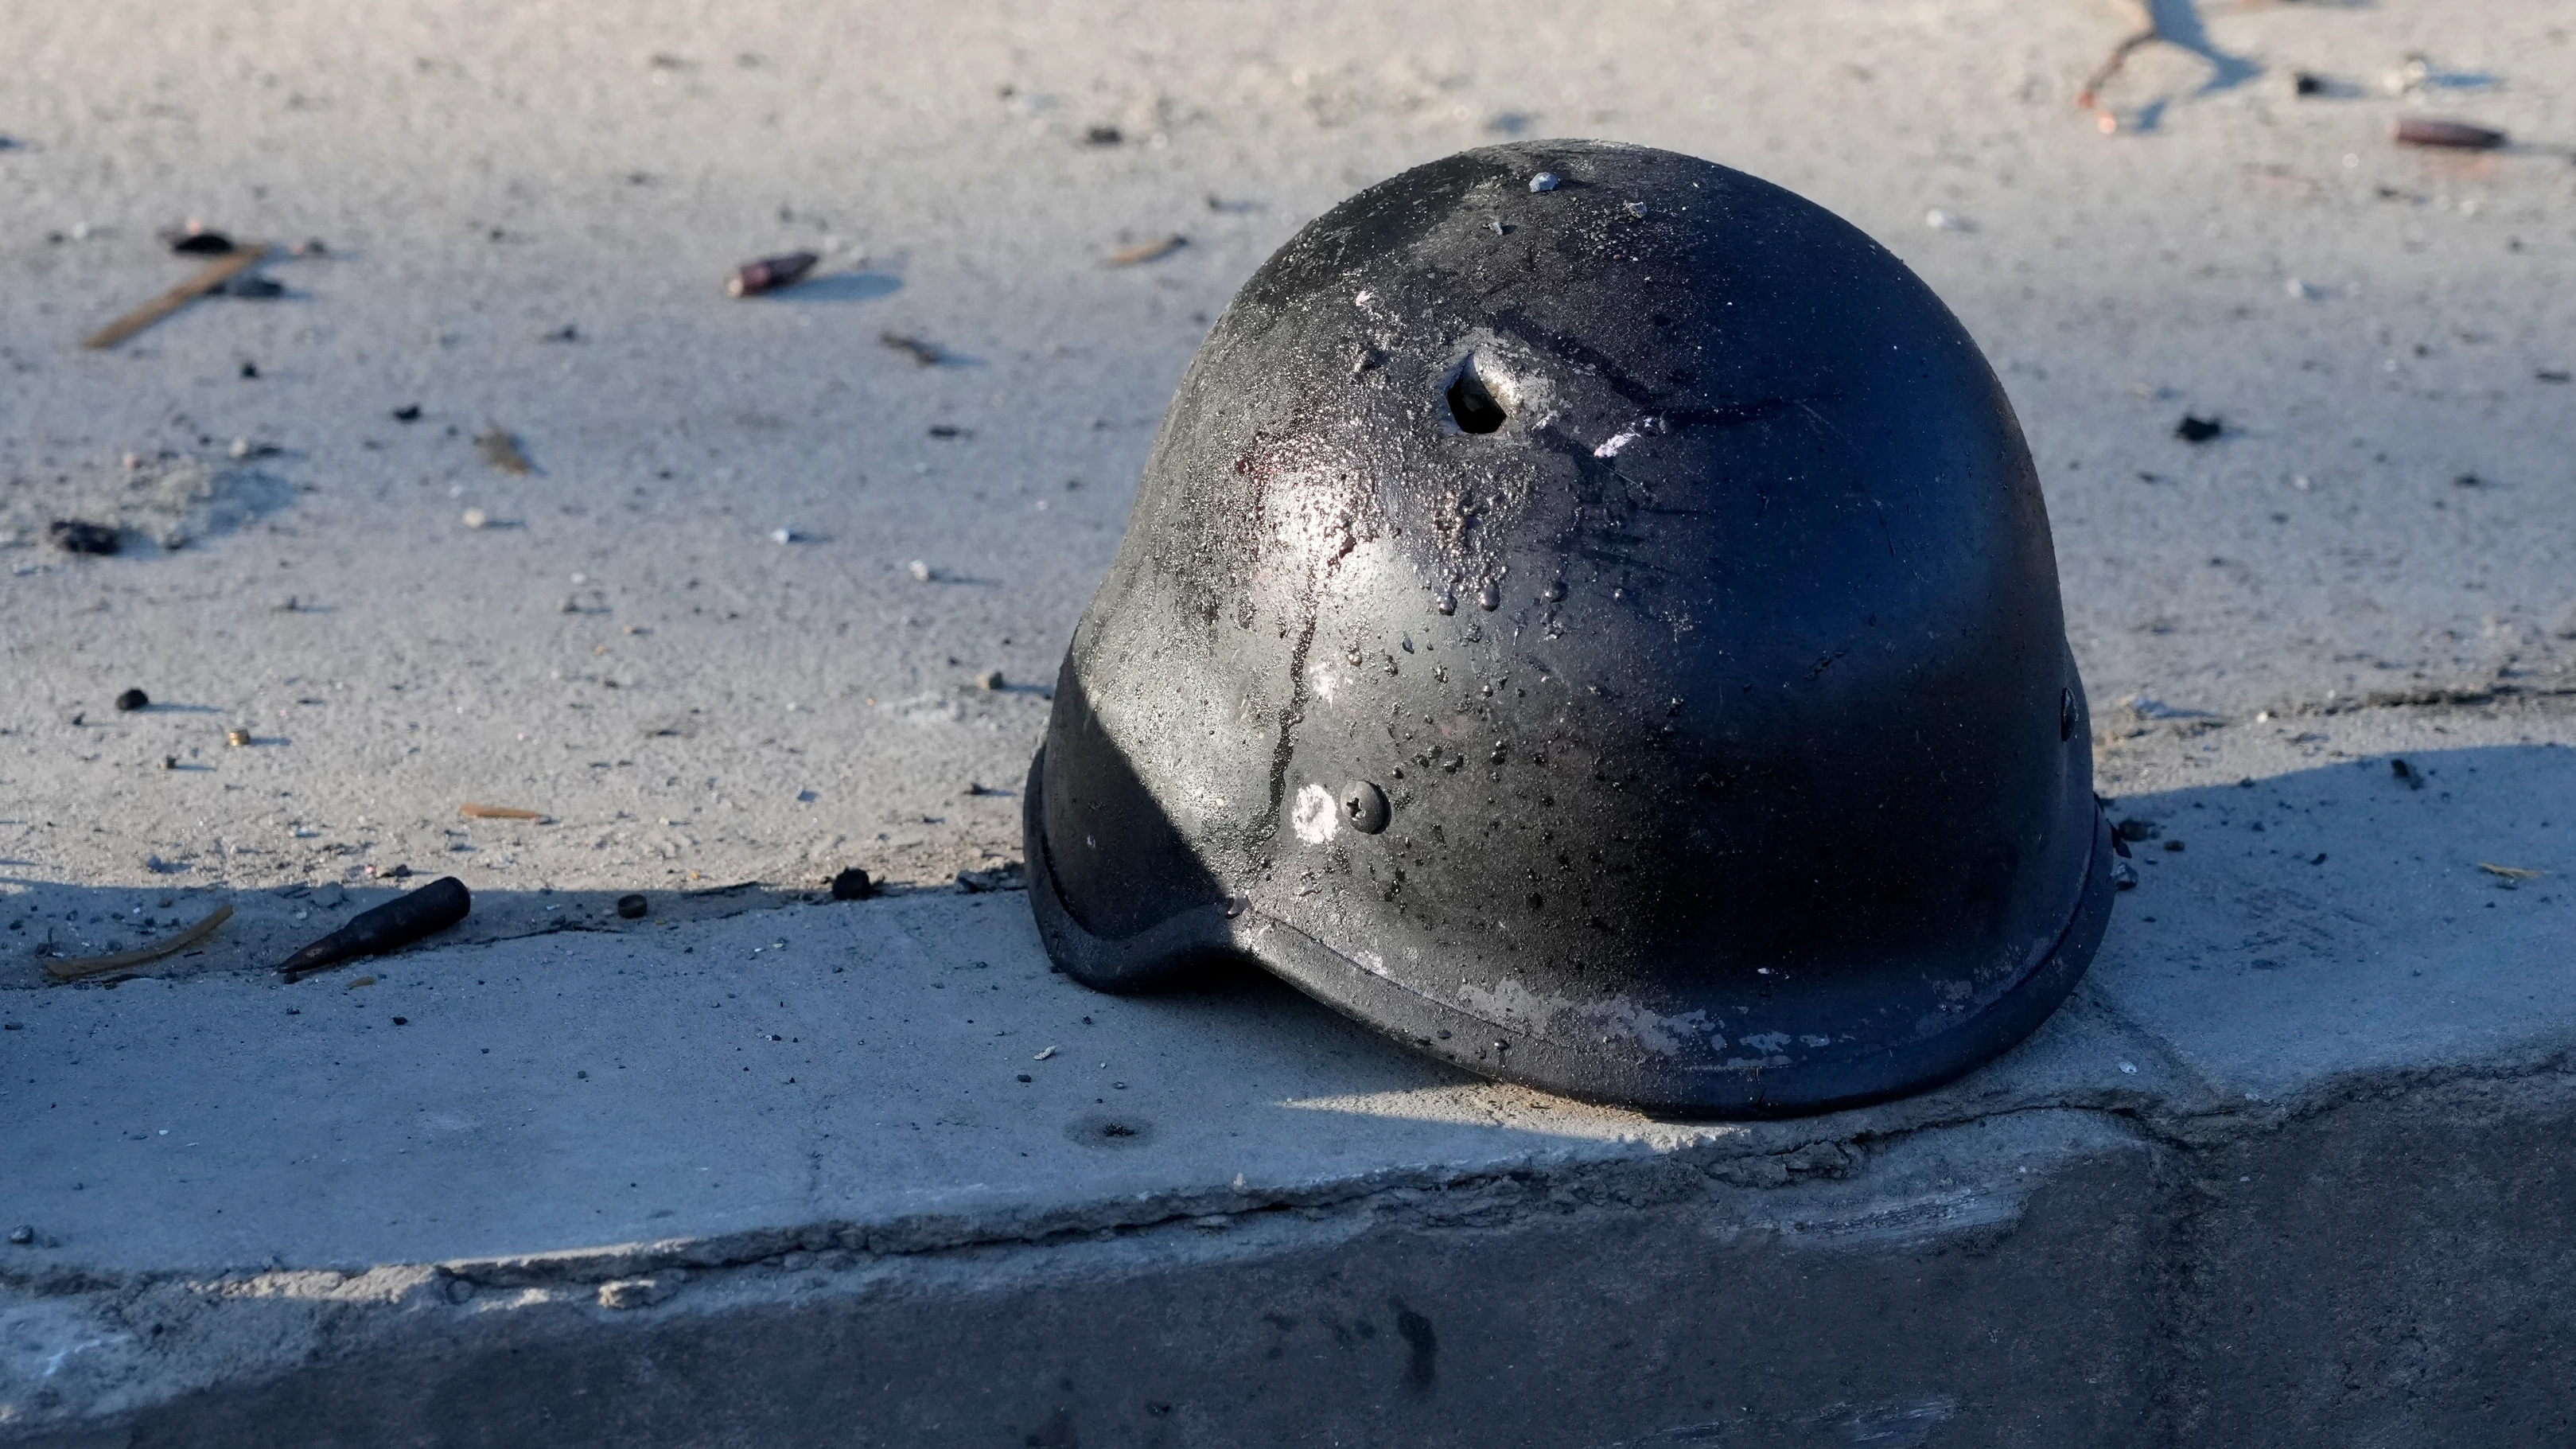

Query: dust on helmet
[{"left": 1023, "top": 139, "right": 2115, "bottom": 1116}]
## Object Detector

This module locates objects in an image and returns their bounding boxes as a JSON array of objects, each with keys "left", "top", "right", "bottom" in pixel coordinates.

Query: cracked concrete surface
[{"left": 6, "top": 0, "right": 2576, "bottom": 1443}]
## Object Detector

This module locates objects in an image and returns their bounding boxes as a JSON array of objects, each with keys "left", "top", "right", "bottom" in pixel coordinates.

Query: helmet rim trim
[{"left": 1022, "top": 746, "right": 2117, "bottom": 1120}]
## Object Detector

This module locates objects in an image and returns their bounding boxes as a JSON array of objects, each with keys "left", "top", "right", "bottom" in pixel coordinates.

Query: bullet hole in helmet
[{"left": 1446, "top": 356, "right": 1508, "bottom": 434}]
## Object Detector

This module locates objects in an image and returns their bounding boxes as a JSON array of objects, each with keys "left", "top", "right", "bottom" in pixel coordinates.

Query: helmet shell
[{"left": 1025, "top": 139, "right": 2115, "bottom": 1116}]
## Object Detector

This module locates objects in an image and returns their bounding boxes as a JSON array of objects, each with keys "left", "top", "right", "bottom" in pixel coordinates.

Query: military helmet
[{"left": 1023, "top": 139, "right": 2115, "bottom": 1116}]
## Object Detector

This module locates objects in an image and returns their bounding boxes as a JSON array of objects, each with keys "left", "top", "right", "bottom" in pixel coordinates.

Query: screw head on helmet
[{"left": 1025, "top": 140, "right": 2116, "bottom": 1117}]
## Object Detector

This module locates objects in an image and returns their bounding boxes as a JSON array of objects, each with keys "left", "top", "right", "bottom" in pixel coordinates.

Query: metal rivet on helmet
[
  {"left": 1341, "top": 781, "right": 1391, "bottom": 834},
  {"left": 1022, "top": 140, "right": 2116, "bottom": 1118}
]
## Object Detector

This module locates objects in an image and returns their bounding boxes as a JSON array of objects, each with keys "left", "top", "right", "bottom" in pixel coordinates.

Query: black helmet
[{"left": 1023, "top": 140, "right": 2115, "bottom": 1116}]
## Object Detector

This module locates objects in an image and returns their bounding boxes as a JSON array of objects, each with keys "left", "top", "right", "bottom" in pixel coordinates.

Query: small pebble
[
  {"left": 1017, "top": 1073, "right": 1033, "bottom": 1083},
  {"left": 2175, "top": 415, "right": 2223, "bottom": 444},
  {"left": 6, "top": 1226, "right": 32, "bottom": 1245},
  {"left": 160, "top": 755, "right": 177, "bottom": 770},
  {"left": 908, "top": 559, "right": 932, "bottom": 582},
  {"left": 1622, "top": 200, "right": 1648, "bottom": 220},
  {"left": 172, "top": 230, "right": 235, "bottom": 255},
  {"left": 393, "top": 404, "right": 422, "bottom": 423},
  {"left": 828, "top": 867, "right": 874, "bottom": 902},
  {"left": 616, "top": 894, "right": 649, "bottom": 919},
  {"left": 1925, "top": 208, "right": 1967, "bottom": 232},
  {"left": 771, "top": 527, "right": 795, "bottom": 544},
  {"left": 1528, "top": 172, "right": 1558, "bottom": 193},
  {"left": 226, "top": 729, "right": 251, "bottom": 747},
  {"left": 115, "top": 688, "right": 149, "bottom": 712},
  {"left": 979, "top": 669, "right": 1006, "bottom": 691}
]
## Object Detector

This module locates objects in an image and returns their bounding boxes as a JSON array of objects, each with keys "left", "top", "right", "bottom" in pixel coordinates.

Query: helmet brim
[{"left": 1024, "top": 746, "right": 2117, "bottom": 1120}]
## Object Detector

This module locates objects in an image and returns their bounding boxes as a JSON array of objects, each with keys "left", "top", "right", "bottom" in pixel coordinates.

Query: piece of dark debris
[
  {"left": 2174, "top": 415, "right": 2223, "bottom": 443},
  {"left": 171, "top": 229, "right": 235, "bottom": 255},
  {"left": 956, "top": 862, "right": 1026, "bottom": 894},
  {"left": 114, "top": 689, "right": 149, "bottom": 712},
  {"left": 2393, "top": 117, "right": 2507, "bottom": 150},
  {"left": 880, "top": 333, "right": 943, "bottom": 367},
  {"left": 2115, "top": 817, "right": 2160, "bottom": 843},
  {"left": 828, "top": 867, "right": 874, "bottom": 902},
  {"left": 475, "top": 425, "right": 531, "bottom": 474},
  {"left": 726, "top": 251, "right": 819, "bottom": 298},
  {"left": 47, "top": 520, "right": 120, "bottom": 555},
  {"left": 278, "top": 875, "right": 471, "bottom": 981},
  {"left": 927, "top": 424, "right": 967, "bottom": 438},
  {"left": 239, "top": 361, "right": 259, "bottom": 379},
  {"left": 2391, "top": 758, "right": 2424, "bottom": 789},
  {"left": 1084, "top": 125, "right": 1123, "bottom": 146},
  {"left": 616, "top": 894, "right": 649, "bottom": 919},
  {"left": 2294, "top": 72, "right": 2326, "bottom": 96},
  {"left": 393, "top": 404, "right": 422, "bottom": 423}
]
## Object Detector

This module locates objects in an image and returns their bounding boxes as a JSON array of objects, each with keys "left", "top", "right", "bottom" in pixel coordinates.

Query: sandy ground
[{"left": 2, "top": 0, "right": 2572, "bottom": 982}]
